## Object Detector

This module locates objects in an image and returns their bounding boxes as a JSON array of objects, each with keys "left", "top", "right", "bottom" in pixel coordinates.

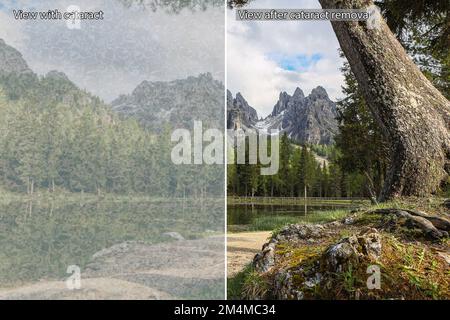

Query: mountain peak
[
  {"left": 234, "top": 92, "right": 257, "bottom": 118},
  {"left": 235, "top": 92, "right": 245, "bottom": 100},
  {"left": 227, "top": 91, "right": 258, "bottom": 130},
  {"left": 198, "top": 72, "right": 213, "bottom": 79},
  {"left": 279, "top": 91, "right": 290, "bottom": 99},
  {"left": 0, "top": 39, "right": 32, "bottom": 75},
  {"left": 292, "top": 87, "right": 305, "bottom": 100},
  {"left": 271, "top": 91, "right": 291, "bottom": 117},
  {"left": 310, "top": 86, "right": 329, "bottom": 99}
]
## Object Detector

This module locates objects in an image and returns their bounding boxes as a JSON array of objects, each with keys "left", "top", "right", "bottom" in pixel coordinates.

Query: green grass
[
  {"left": 227, "top": 264, "right": 254, "bottom": 300},
  {"left": 247, "top": 215, "right": 305, "bottom": 231},
  {"left": 228, "top": 264, "right": 269, "bottom": 300},
  {"left": 228, "top": 196, "right": 369, "bottom": 206},
  {"left": 230, "top": 209, "right": 351, "bottom": 233},
  {"left": 360, "top": 196, "right": 448, "bottom": 216},
  {"left": 241, "top": 269, "right": 269, "bottom": 299},
  {"left": 301, "top": 209, "right": 349, "bottom": 224}
]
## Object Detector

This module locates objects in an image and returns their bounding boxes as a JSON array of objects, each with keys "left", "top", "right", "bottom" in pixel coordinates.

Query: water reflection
[{"left": 0, "top": 198, "right": 224, "bottom": 299}]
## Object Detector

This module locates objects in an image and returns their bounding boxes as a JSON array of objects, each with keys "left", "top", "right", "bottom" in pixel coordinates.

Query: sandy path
[{"left": 227, "top": 231, "right": 271, "bottom": 277}]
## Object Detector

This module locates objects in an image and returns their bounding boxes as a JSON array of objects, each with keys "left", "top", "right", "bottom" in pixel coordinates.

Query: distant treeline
[
  {"left": 227, "top": 133, "right": 373, "bottom": 198},
  {"left": 0, "top": 73, "right": 223, "bottom": 196}
]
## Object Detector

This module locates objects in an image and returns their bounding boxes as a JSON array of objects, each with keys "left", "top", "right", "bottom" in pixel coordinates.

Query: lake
[
  {"left": 227, "top": 202, "right": 359, "bottom": 231},
  {"left": 0, "top": 197, "right": 224, "bottom": 291}
]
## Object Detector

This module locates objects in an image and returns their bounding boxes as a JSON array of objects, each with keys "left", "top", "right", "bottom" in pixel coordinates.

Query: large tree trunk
[{"left": 319, "top": 0, "right": 450, "bottom": 201}]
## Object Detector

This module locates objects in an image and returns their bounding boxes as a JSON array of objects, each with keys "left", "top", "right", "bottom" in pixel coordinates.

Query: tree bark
[{"left": 319, "top": 0, "right": 450, "bottom": 201}]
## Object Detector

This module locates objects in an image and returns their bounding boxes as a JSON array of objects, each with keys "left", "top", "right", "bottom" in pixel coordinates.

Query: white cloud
[{"left": 227, "top": 0, "right": 345, "bottom": 117}]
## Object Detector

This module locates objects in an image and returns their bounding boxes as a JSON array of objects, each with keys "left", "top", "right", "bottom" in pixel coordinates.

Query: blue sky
[{"left": 267, "top": 53, "right": 323, "bottom": 72}]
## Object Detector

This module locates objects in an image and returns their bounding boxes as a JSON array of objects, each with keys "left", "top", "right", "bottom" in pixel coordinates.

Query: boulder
[
  {"left": 253, "top": 242, "right": 276, "bottom": 273},
  {"left": 273, "top": 270, "right": 304, "bottom": 300},
  {"left": 275, "top": 224, "right": 326, "bottom": 242},
  {"left": 262, "top": 228, "right": 383, "bottom": 300},
  {"left": 322, "top": 228, "right": 381, "bottom": 273}
]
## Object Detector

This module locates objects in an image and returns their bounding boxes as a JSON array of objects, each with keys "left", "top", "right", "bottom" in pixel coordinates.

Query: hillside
[{"left": 0, "top": 39, "right": 222, "bottom": 196}]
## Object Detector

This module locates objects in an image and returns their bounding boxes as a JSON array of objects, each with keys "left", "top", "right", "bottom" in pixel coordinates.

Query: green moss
[
  {"left": 339, "top": 229, "right": 353, "bottom": 238},
  {"left": 266, "top": 232, "right": 449, "bottom": 300},
  {"left": 353, "top": 212, "right": 384, "bottom": 225},
  {"left": 287, "top": 246, "right": 323, "bottom": 268}
]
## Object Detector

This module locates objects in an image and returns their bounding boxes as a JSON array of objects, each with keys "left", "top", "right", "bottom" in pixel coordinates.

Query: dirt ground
[{"left": 227, "top": 231, "right": 271, "bottom": 277}]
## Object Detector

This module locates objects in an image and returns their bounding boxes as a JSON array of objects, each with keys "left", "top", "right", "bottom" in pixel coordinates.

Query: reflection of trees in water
[{"left": 0, "top": 198, "right": 224, "bottom": 286}]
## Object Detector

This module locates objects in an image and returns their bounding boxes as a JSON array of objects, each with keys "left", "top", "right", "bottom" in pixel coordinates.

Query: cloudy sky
[
  {"left": 0, "top": 0, "right": 224, "bottom": 102},
  {"left": 227, "top": 0, "right": 345, "bottom": 117}
]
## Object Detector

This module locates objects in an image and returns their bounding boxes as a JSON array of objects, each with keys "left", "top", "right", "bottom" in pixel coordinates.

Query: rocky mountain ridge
[
  {"left": 228, "top": 87, "right": 338, "bottom": 145},
  {"left": 227, "top": 89, "right": 258, "bottom": 130},
  {"left": 0, "top": 39, "right": 32, "bottom": 75},
  {"left": 1, "top": 39, "right": 224, "bottom": 133},
  {"left": 111, "top": 73, "right": 224, "bottom": 131}
]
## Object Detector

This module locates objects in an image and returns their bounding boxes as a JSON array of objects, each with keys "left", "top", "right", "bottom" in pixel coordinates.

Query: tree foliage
[
  {"left": 376, "top": 0, "right": 449, "bottom": 98},
  {"left": 334, "top": 56, "right": 390, "bottom": 198},
  {"left": 227, "top": 134, "right": 368, "bottom": 198},
  {"left": 0, "top": 74, "right": 221, "bottom": 197}
]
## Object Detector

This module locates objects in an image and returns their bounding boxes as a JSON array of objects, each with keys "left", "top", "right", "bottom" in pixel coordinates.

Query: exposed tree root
[{"left": 370, "top": 208, "right": 450, "bottom": 240}]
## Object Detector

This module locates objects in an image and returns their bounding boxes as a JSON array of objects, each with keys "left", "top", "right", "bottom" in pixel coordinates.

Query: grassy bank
[
  {"left": 228, "top": 209, "right": 350, "bottom": 233},
  {"left": 227, "top": 197, "right": 450, "bottom": 300},
  {"left": 227, "top": 264, "right": 261, "bottom": 300},
  {"left": 228, "top": 196, "right": 370, "bottom": 206}
]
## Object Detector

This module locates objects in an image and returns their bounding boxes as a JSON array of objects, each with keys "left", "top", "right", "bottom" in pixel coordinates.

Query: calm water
[
  {"left": 0, "top": 198, "right": 224, "bottom": 287},
  {"left": 227, "top": 203, "right": 352, "bottom": 226}
]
